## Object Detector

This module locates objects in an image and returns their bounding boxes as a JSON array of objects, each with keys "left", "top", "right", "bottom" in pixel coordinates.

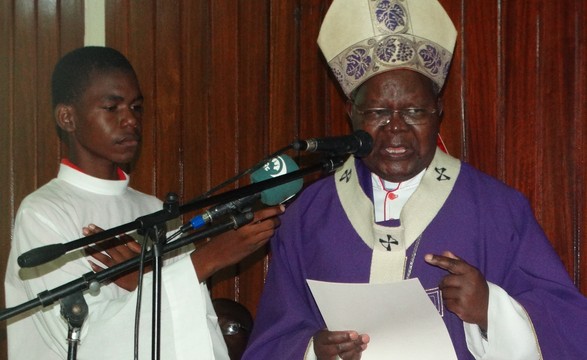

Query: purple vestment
[{"left": 243, "top": 157, "right": 587, "bottom": 359}]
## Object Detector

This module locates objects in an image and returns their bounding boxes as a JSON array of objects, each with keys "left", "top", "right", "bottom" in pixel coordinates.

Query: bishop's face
[{"left": 349, "top": 69, "right": 442, "bottom": 183}]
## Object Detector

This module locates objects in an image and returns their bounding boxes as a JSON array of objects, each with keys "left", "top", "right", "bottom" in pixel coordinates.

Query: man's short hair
[{"left": 51, "top": 46, "right": 136, "bottom": 109}]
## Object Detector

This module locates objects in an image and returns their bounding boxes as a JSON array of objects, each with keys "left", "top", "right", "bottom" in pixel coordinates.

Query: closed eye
[
  {"left": 361, "top": 108, "right": 390, "bottom": 118},
  {"left": 404, "top": 108, "right": 426, "bottom": 116}
]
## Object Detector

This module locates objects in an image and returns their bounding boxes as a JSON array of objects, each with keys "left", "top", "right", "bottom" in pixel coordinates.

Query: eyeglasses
[
  {"left": 353, "top": 106, "right": 438, "bottom": 127},
  {"left": 221, "top": 321, "right": 250, "bottom": 336}
]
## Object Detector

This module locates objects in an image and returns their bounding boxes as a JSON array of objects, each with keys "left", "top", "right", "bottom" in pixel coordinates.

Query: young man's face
[{"left": 64, "top": 69, "right": 144, "bottom": 178}]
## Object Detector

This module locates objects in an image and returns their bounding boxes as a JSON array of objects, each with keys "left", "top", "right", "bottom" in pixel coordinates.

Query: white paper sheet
[{"left": 307, "top": 278, "right": 457, "bottom": 360}]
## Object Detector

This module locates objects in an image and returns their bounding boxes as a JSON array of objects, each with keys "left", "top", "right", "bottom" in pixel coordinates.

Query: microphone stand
[
  {"left": 10, "top": 154, "right": 345, "bottom": 359},
  {"left": 1, "top": 212, "right": 254, "bottom": 360},
  {"left": 146, "top": 193, "right": 180, "bottom": 359},
  {"left": 17, "top": 155, "right": 345, "bottom": 269},
  {"left": 151, "top": 223, "right": 164, "bottom": 359},
  {"left": 60, "top": 291, "right": 88, "bottom": 360}
]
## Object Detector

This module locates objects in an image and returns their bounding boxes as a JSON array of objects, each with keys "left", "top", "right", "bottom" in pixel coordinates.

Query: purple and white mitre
[{"left": 318, "top": 0, "right": 457, "bottom": 97}]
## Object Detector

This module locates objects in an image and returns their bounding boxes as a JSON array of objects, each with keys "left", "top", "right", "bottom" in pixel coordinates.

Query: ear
[
  {"left": 436, "top": 97, "right": 444, "bottom": 117},
  {"left": 55, "top": 104, "right": 76, "bottom": 132},
  {"left": 345, "top": 99, "right": 360, "bottom": 130},
  {"left": 345, "top": 99, "right": 353, "bottom": 118}
]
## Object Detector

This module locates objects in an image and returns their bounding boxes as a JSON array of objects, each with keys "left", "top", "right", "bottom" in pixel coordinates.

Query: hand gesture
[
  {"left": 424, "top": 251, "right": 489, "bottom": 330},
  {"left": 313, "top": 329, "right": 369, "bottom": 360},
  {"left": 191, "top": 205, "right": 285, "bottom": 281},
  {"left": 83, "top": 224, "right": 146, "bottom": 291}
]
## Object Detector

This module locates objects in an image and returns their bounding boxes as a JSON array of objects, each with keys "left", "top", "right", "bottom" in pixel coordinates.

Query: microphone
[
  {"left": 292, "top": 130, "right": 373, "bottom": 157},
  {"left": 18, "top": 157, "right": 303, "bottom": 267},
  {"left": 180, "top": 194, "right": 260, "bottom": 232},
  {"left": 180, "top": 155, "right": 303, "bottom": 232},
  {"left": 250, "top": 154, "right": 303, "bottom": 205}
]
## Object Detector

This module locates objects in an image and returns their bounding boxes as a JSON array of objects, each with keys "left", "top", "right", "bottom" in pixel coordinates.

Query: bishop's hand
[
  {"left": 313, "top": 329, "right": 370, "bottom": 360},
  {"left": 424, "top": 251, "right": 489, "bottom": 331}
]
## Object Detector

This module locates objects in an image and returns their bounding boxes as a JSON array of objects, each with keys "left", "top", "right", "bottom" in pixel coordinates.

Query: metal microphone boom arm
[
  {"left": 17, "top": 155, "right": 345, "bottom": 268},
  {"left": 1, "top": 211, "right": 253, "bottom": 322}
]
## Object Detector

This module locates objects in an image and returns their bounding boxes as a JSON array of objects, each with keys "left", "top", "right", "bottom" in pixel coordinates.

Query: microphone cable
[
  {"left": 131, "top": 145, "right": 295, "bottom": 357},
  {"left": 133, "top": 230, "right": 150, "bottom": 360}
]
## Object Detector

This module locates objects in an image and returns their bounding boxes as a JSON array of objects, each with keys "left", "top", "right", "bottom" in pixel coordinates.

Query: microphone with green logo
[
  {"left": 180, "top": 155, "right": 302, "bottom": 232},
  {"left": 250, "top": 154, "right": 303, "bottom": 205}
]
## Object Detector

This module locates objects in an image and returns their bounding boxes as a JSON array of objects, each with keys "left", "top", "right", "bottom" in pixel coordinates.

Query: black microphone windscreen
[{"left": 353, "top": 130, "right": 373, "bottom": 158}]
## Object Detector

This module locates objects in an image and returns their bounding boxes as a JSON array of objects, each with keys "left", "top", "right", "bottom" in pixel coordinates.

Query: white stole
[{"left": 334, "top": 148, "right": 461, "bottom": 283}]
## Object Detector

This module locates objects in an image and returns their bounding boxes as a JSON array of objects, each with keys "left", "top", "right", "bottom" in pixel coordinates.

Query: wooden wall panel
[
  {"left": 0, "top": 1, "right": 84, "bottom": 358},
  {"left": 12, "top": 0, "right": 38, "bottom": 225},
  {"left": 0, "top": 1, "right": 13, "bottom": 357},
  {"left": 268, "top": 0, "right": 300, "bottom": 151},
  {"left": 1, "top": 0, "right": 586, "bottom": 358},
  {"left": 462, "top": 1, "right": 499, "bottom": 174},
  {"left": 128, "top": 0, "right": 158, "bottom": 195},
  {"left": 234, "top": 0, "right": 272, "bottom": 307},
  {"left": 502, "top": 2, "right": 541, "bottom": 209},
  {"left": 153, "top": 1, "right": 183, "bottom": 200},
  {"left": 299, "top": 1, "right": 329, "bottom": 140},
  {"left": 538, "top": 0, "right": 578, "bottom": 277},
  {"left": 577, "top": 0, "right": 587, "bottom": 294},
  {"left": 180, "top": 1, "right": 211, "bottom": 224},
  {"left": 36, "top": 1, "right": 61, "bottom": 185},
  {"left": 59, "top": 0, "right": 84, "bottom": 54},
  {"left": 207, "top": 0, "right": 242, "bottom": 297},
  {"left": 179, "top": 4, "right": 211, "bottom": 215},
  {"left": 437, "top": 0, "right": 463, "bottom": 159}
]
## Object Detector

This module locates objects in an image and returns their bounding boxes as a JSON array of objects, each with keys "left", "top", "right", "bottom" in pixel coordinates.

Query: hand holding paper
[
  {"left": 313, "top": 329, "right": 370, "bottom": 359},
  {"left": 307, "top": 278, "right": 457, "bottom": 360}
]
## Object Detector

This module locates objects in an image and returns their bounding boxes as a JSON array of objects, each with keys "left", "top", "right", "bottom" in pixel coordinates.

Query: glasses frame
[{"left": 351, "top": 103, "right": 438, "bottom": 127}]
